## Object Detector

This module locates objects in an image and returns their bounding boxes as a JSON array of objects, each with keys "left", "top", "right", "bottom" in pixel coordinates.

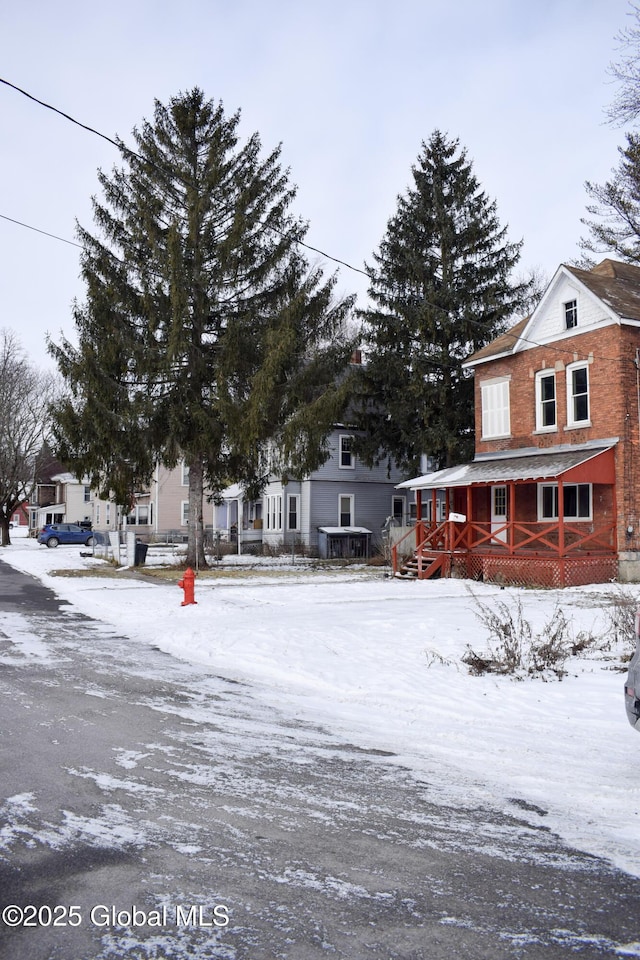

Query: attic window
[{"left": 564, "top": 299, "right": 578, "bottom": 330}]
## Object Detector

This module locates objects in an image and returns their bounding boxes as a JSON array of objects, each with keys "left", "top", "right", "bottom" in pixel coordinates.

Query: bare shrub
[
  {"left": 601, "top": 585, "right": 638, "bottom": 655},
  {"left": 529, "top": 607, "right": 572, "bottom": 675},
  {"left": 463, "top": 589, "right": 596, "bottom": 680},
  {"left": 463, "top": 593, "right": 529, "bottom": 676}
]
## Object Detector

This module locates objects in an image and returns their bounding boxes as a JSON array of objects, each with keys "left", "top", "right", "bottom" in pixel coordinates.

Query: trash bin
[{"left": 134, "top": 541, "right": 148, "bottom": 566}]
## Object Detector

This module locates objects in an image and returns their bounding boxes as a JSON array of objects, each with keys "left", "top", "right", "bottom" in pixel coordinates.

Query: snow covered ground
[{"left": 3, "top": 530, "right": 640, "bottom": 879}]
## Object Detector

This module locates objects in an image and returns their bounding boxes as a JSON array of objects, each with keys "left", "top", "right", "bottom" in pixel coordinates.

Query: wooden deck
[{"left": 392, "top": 519, "right": 618, "bottom": 587}]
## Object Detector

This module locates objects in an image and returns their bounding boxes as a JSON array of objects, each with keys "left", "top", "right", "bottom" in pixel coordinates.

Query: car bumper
[{"left": 625, "top": 685, "right": 640, "bottom": 728}]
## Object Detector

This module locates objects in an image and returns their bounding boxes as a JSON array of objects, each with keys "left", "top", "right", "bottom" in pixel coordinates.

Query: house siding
[
  {"left": 534, "top": 281, "right": 613, "bottom": 341},
  {"left": 153, "top": 464, "right": 191, "bottom": 533},
  {"left": 306, "top": 480, "right": 401, "bottom": 550},
  {"left": 261, "top": 429, "right": 406, "bottom": 554}
]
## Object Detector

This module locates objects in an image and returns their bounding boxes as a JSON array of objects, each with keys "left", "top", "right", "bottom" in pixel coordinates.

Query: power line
[
  {"left": 0, "top": 205, "right": 628, "bottom": 368},
  {"left": 0, "top": 213, "right": 82, "bottom": 248},
  {"left": 0, "top": 77, "right": 124, "bottom": 152},
  {"left": 0, "top": 76, "right": 371, "bottom": 279},
  {"left": 0, "top": 76, "right": 633, "bottom": 367}
]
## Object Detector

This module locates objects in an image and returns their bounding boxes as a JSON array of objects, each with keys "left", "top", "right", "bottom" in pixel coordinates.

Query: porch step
[{"left": 395, "top": 553, "right": 446, "bottom": 580}]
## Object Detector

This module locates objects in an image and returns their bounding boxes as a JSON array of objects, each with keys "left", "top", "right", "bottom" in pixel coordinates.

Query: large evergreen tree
[
  {"left": 355, "top": 131, "right": 526, "bottom": 472},
  {"left": 50, "top": 89, "right": 355, "bottom": 567}
]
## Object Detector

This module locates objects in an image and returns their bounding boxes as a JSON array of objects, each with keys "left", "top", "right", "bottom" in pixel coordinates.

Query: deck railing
[{"left": 391, "top": 518, "right": 617, "bottom": 575}]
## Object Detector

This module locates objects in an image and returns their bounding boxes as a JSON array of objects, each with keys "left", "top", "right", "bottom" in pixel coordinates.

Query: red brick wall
[{"left": 472, "top": 323, "right": 640, "bottom": 553}]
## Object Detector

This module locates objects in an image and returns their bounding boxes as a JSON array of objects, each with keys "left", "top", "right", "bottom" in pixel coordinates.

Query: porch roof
[
  {"left": 220, "top": 483, "right": 243, "bottom": 500},
  {"left": 318, "top": 527, "right": 372, "bottom": 535},
  {"left": 397, "top": 444, "right": 616, "bottom": 491}
]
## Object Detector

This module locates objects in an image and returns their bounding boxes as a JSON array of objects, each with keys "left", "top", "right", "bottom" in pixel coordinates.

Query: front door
[{"left": 491, "top": 485, "right": 508, "bottom": 544}]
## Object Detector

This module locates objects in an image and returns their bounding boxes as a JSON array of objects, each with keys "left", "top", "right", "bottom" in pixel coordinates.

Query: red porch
[{"left": 393, "top": 444, "right": 618, "bottom": 588}]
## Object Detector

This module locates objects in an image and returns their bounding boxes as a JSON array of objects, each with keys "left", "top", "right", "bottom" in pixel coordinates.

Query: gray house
[{"left": 260, "top": 428, "right": 407, "bottom": 558}]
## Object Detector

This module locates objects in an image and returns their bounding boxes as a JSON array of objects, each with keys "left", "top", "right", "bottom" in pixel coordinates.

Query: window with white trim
[
  {"left": 126, "top": 504, "right": 150, "bottom": 525},
  {"left": 564, "top": 299, "right": 578, "bottom": 329},
  {"left": 538, "top": 483, "right": 592, "bottom": 521},
  {"left": 83, "top": 485, "right": 91, "bottom": 503},
  {"left": 392, "top": 496, "right": 405, "bottom": 524},
  {"left": 339, "top": 435, "right": 355, "bottom": 469},
  {"left": 535, "top": 370, "right": 557, "bottom": 431},
  {"left": 566, "top": 362, "right": 590, "bottom": 426},
  {"left": 287, "top": 494, "right": 300, "bottom": 531},
  {"left": 339, "top": 494, "right": 354, "bottom": 526},
  {"left": 137, "top": 505, "right": 150, "bottom": 525},
  {"left": 265, "top": 495, "right": 282, "bottom": 531},
  {"left": 481, "top": 378, "right": 510, "bottom": 439},
  {"left": 181, "top": 501, "right": 189, "bottom": 525},
  {"left": 181, "top": 462, "right": 189, "bottom": 486}
]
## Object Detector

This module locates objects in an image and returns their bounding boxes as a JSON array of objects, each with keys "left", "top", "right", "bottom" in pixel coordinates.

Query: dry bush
[{"left": 463, "top": 589, "right": 597, "bottom": 680}]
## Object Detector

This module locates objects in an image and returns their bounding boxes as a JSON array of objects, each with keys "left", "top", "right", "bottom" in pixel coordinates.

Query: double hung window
[
  {"left": 287, "top": 494, "right": 300, "bottom": 531},
  {"left": 564, "top": 299, "right": 578, "bottom": 329},
  {"left": 339, "top": 494, "right": 354, "bottom": 526},
  {"left": 566, "top": 362, "right": 589, "bottom": 426},
  {"left": 339, "top": 435, "right": 355, "bottom": 469},
  {"left": 265, "top": 495, "right": 282, "bottom": 531},
  {"left": 535, "top": 370, "right": 556, "bottom": 431}
]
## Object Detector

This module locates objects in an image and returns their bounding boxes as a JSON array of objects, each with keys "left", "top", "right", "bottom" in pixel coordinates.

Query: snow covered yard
[{"left": 3, "top": 530, "right": 640, "bottom": 879}]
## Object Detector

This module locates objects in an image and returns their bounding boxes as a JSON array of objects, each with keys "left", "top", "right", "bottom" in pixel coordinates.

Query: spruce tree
[
  {"left": 50, "top": 89, "right": 355, "bottom": 567},
  {"left": 355, "top": 130, "right": 526, "bottom": 472}
]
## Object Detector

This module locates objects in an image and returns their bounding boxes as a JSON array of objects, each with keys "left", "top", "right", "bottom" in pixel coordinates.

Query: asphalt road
[{"left": 0, "top": 558, "right": 639, "bottom": 959}]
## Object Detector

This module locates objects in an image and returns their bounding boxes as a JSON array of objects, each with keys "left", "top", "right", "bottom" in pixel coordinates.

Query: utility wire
[
  {"left": 0, "top": 206, "right": 628, "bottom": 368},
  {"left": 0, "top": 77, "right": 125, "bottom": 153},
  {"left": 0, "top": 76, "right": 633, "bottom": 367},
  {"left": 0, "top": 213, "right": 82, "bottom": 248},
  {"left": 0, "top": 76, "right": 371, "bottom": 279}
]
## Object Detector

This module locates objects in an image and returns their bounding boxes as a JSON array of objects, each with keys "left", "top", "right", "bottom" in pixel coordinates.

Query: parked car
[
  {"left": 625, "top": 609, "right": 640, "bottom": 729},
  {"left": 38, "top": 523, "right": 94, "bottom": 549}
]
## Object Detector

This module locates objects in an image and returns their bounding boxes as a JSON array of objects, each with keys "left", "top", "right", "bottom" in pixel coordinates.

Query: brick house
[{"left": 395, "top": 258, "right": 640, "bottom": 587}]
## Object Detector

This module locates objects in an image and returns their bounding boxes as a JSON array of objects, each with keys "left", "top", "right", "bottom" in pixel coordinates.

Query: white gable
[{"left": 514, "top": 265, "right": 620, "bottom": 354}]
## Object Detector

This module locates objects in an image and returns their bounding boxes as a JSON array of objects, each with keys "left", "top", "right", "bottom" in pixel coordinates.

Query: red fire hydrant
[{"left": 177, "top": 567, "right": 197, "bottom": 606}]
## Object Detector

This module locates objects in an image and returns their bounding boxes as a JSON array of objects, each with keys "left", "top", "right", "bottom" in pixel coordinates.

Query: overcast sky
[{"left": 0, "top": 0, "right": 634, "bottom": 370}]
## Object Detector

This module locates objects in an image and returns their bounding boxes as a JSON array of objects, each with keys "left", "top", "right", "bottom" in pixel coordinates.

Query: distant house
[
  {"left": 396, "top": 259, "right": 640, "bottom": 586},
  {"left": 259, "top": 427, "right": 407, "bottom": 559},
  {"left": 213, "top": 483, "right": 263, "bottom": 552},
  {"left": 35, "top": 422, "right": 408, "bottom": 557},
  {"left": 123, "top": 462, "right": 192, "bottom": 539},
  {"left": 32, "top": 471, "right": 115, "bottom": 532},
  {"left": 9, "top": 501, "right": 29, "bottom": 527}
]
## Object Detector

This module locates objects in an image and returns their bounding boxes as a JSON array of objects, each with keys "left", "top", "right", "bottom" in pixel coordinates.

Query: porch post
[
  {"left": 416, "top": 489, "right": 423, "bottom": 553},
  {"left": 557, "top": 479, "right": 565, "bottom": 554},
  {"left": 445, "top": 488, "right": 451, "bottom": 550},
  {"left": 466, "top": 486, "right": 472, "bottom": 550},
  {"left": 558, "top": 477, "right": 566, "bottom": 587},
  {"left": 508, "top": 481, "right": 516, "bottom": 556}
]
